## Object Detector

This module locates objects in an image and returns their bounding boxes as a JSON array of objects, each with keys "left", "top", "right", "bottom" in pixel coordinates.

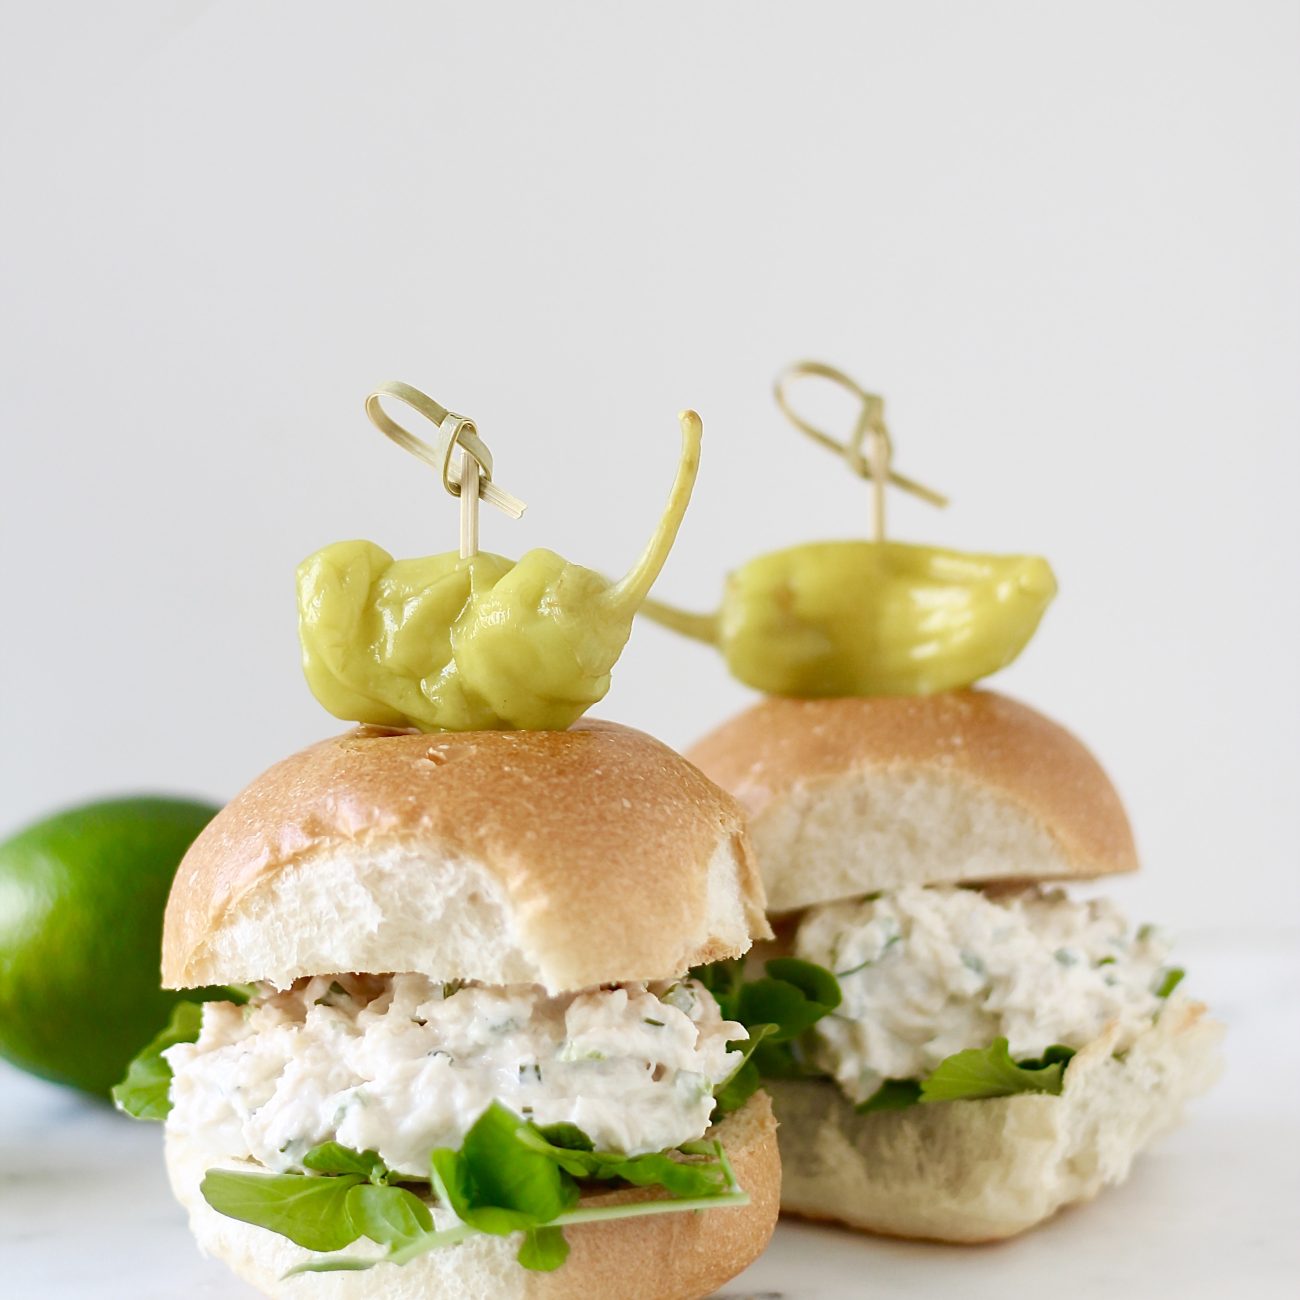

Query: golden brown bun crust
[
  {"left": 164, "top": 1092, "right": 781, "bottom": 1299},
  {"left": 164, "top": 721, "right": 768, "bottom": 991},
  {"left": 686, "top": 690, "right": 1137, "bottom": 907}
]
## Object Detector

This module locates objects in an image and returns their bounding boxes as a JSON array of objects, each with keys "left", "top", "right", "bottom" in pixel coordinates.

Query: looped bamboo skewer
[
  {"left": 364, "top": 380, "right": 526, "bottom": 558},
  {"left": 773, "top": 360, "right": 947, "bottom": 540}
]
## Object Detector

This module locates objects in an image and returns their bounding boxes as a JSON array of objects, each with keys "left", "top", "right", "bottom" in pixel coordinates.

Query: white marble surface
[{"left": 3, "top": 931, "right": 1297, "bottom": 1298}]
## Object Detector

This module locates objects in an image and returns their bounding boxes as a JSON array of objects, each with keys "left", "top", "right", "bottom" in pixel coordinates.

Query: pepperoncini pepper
[
  {"left": 637, "top": 362, "right": 1059, "bottom": 697},
  {"left": 640, "top": 539, "right": 1056, "bottom": 697},
  {"left": 297, "top": 411, "right": 701, "bottom": 732}
]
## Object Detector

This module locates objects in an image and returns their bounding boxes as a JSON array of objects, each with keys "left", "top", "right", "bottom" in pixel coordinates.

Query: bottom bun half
[
  {"left": 165, "top": 1092, "right": 779, "bottom": 1300},
  {"left": 771, "top": 999, "right": 1222, "bottom": 1243}
]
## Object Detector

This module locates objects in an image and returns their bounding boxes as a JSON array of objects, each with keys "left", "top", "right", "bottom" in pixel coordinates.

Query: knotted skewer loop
[
  {"left": 364, "top": 380, "right": 526, "bottom": 558},
  {"left": 774, "top": 360, "right": 948, "bottom": 542}
]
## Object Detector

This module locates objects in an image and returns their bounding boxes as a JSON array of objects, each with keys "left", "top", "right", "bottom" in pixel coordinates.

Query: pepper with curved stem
[
  {"left": 639, "top": 540, "right": 1056, "bottom": 698},
  {"left": 639, "top": 362, "right": 1056, "bottom": 697},
  {"left": 297, "top": 411, "right": 703, "bottom": 732}
]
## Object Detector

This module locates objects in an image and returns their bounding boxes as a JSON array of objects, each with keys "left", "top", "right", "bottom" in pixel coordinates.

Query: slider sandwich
[
  {"left": 117, "top": 721, "right": 780, "bottom": 1297},
  {"left": 687, "top": 690, "right": 1222, "bottom": 1242}
]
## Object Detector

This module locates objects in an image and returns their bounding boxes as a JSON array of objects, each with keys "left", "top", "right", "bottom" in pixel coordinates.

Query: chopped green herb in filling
[
  {"left": 126, "top": 974, "right": 748, "bottom": 1175},
  {"left": 692, "top": 884, "right": 1189, "bottom": 1117},
  {"left": 116, "top": 975, "right": 759, "bottom": 1277},
  {"left": 794, "top": 885, "right": 1174, "bottom": 1104}
]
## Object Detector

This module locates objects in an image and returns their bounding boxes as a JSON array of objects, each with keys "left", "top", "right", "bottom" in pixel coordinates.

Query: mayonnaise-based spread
[
  {"left": 165, "top": 975, "right": 744, "bottom": 1174},
  {"left": 794, "top": 885, "right": 1173, "bottom": 1103}
]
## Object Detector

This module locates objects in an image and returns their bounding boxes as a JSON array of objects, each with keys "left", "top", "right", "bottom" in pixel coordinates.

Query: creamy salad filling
[
  {"left": 794, "top": 885, "right": 1174, "bottom": 1104},
  {"left": 165, "top": 974, "right": 744, "bottom": 1176}
]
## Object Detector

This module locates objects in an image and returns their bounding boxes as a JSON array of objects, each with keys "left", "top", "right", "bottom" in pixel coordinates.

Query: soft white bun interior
[
  {"left": 686, "top": 692, "right": 1139, "bottom": 913},
  {"left": 751, "top": 768, "right": 1104, "bottom": 913},
  {"left": 201, "top": 836, "right": 753, "bottom": 993}
]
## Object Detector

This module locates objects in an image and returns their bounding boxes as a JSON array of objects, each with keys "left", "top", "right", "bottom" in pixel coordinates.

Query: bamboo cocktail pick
[
  {"left": 773, "top": 360, "right": 948, "bottom": 540},
  {"left": 364, "top": 380, "right": 527, "bottom": 557}
]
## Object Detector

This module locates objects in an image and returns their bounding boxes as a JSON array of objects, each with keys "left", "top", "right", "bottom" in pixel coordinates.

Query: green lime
[{"left": 0, "top": 796, "right": 220, "bottom": 1097}]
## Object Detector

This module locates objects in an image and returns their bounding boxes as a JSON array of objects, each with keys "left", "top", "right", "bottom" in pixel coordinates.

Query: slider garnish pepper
[
  {"left": 298, "top": 405, "right": 701, "bottom": 733},
  {"left": 639, "top": 361, "right": 1057, "bottom": 696},
  {"left": 643, "top": 539, "right": 1056, "bottom": 698}
]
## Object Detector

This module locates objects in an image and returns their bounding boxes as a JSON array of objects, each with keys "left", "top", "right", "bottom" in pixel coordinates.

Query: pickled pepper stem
[
  {"left": 603, "top": 410, "right": 703, "bottom": 614},
  {"left": 637, "top": 596, "right": 720, "bottom": 644}
]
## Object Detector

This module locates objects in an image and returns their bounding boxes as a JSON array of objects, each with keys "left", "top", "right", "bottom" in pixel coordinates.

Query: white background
[{"left": 2, "top": 2, "right": 1297, "bottom": 936}]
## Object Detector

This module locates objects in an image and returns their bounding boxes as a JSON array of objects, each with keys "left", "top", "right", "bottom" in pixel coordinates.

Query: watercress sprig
[
  {"left": 693, "top": 955, "right": 843, "bottom": 1113},
  {"left": 200, "top": 1102, "right": 747, "bottom": 1278}
]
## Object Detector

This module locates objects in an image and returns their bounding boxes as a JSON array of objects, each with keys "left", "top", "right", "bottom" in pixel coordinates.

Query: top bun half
[
  {"left": 163, "top": 721, "right": 769, "bottom": 993},
  {"left": 686, "top": 690, "right": 1137, "bottom": 914}
]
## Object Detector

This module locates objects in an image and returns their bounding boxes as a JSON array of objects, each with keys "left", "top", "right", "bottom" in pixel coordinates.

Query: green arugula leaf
[
  {"left": 750, "top": 1037, "right": 826, "bottom": 1080},
  {"left": 303, "top": 1143, "right": 390, "bottom": 1182},
  {"left": 1015, "top": 1044, "right": 1077, "bottom": 1072},
  {"left": 712, "top": 1057, "right": 761, "bottom": 1117},
  {"left": 518, "top": 1225, "right": 570, "bottom": 1271},
  {"left": 690, "top": 958, "right": 746, "bottom": 1018},
  {"left": 429, "top": 1148, "right": 529, "bottom": 1234},
  {"left": 919, "top": 1037, "right": 1071, "bottom": 1103},
  {"left": 692, "top": 957, "right": 844, "bottom": 1094},
  {"left": 712, "top": 1022, "right": 777, "bottom": 1117},
  {"left": 856, "top": 1079, "right": 923, "bottom": 1114},
  {"left": 428, "top": 1104, "right": 583, "bottom": 1269},
  {"left": 695, "top": 957, "right": 841, "bottom": 1046},
  {"left": 853, "top": 1045, "right": 1079, "bottom": 1114},
  {"left": 430, "top": 1103, "right": 580, "bottom": 1242},
  {"left": 112, "top": 1001, "right": 204, "bottom": 1121},
  {"left": 1154, "top": 967, "right": 1186, "bottom": 998},
  {"left": 344, "top": 1183, "right": 433, "bottom": 1247},
  {"left": 737, "top": 968, "right": 836, "bottom": 1044},
  {"left": 508, "top": 1134, "right": 597, "bottom": 1182},
  {"left": 516, "top": 1126, "right": 731, "bottom": 1199},
  {"left": 763, "top": 957, "right": 842, "bottom": 1011},
  {"left": 595, "top": 1150, "right": 728, "bottom": 1198},
  {"left": 534, "top": 1122, "right": 594, "bottom": 1152},
  {"left": 214, "top": 1101, "right": 749, "bottom": 1281},
  {"left": 461, "top": 1102, "right": 580, "bottom": 1224},
  {"left": 200, "top": 1169, "right": 363, "bottom": 1252}
]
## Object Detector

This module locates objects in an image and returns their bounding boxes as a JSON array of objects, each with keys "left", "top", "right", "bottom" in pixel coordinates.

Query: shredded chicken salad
[
  {"left": 794, "top": 885, "right": 1174, "bottom": 1103},
  {"left": 164, "top": 974, "right": 744, "bottom": 1174}
]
